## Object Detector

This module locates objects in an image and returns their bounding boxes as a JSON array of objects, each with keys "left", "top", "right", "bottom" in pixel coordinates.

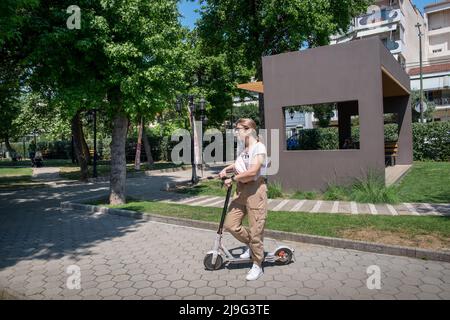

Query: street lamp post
[
  {"left": 86, "top": 109, "right": 98, "bottom": 178},
  {"left": 289, "top": 108, "right": 296, "bottom": 120},
  {"left": 415, "top": 23, "right": 425, "bottom": 123},
  {"left": 176, "top": 95, "right": 207, "bottom": 185}
]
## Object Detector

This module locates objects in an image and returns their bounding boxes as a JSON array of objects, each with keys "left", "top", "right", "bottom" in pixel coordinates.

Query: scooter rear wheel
[
  {"left": 203, "top": 253, "right": 224, "bottom": 271},
  {"left": 274, "top": 248, "right": 293, "bottom": 265}
]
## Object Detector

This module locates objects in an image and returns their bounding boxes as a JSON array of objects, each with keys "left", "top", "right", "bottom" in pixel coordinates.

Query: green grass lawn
[
  {"left": 175, "top": 161, "right": 450, "bottom": 204},
  {"left": 396, "top": 162, "right": 450, "bottom": 203},
  {"left": 0, "top": 167, "right": 40, "bottom": 189},
  {"left": 176, "top": 178, "right": 228, "bottom": 197},
  {"left": 105, "top": 200, "right": 450, "bottom": 251},
  {"left": 0, "top": 159, "right": 86, "bottom": 167},
  {"left": 59, "top": 162, "right": 184, "bottom": 180}
]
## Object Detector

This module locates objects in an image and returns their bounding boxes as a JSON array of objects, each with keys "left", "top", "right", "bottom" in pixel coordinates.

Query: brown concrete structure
[{"left": 262, "top": 38, "right": 413, "bottom": 192}]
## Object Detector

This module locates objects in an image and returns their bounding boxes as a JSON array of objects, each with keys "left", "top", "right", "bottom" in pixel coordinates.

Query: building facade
[
  {"left": 331, "top": 0, "right": 424, "bottom": 69},
  {"left": 409, "top": 0, "right": 450, "bottom": 121}
]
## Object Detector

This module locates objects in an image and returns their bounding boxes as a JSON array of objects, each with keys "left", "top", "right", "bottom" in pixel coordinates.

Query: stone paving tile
[{"left": 0, "top": 176, "right": 449, "bottom": 300}]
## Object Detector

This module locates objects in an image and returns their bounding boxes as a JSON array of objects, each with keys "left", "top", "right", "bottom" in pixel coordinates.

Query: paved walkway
[
  {"left": 27, "top": 166, "right": 450, "bottom": 217},
  {"left": 32, "top": 167, "right": 61, "bottom": 182},
  {"left": 0, "top": 171, "right": 449, "bottom": 300},
  {"left": 133, "top": 167, "right": 450, "bottom": 217},
  {"left": 161, "top": 195, "right": 450, "bottom": 217}
]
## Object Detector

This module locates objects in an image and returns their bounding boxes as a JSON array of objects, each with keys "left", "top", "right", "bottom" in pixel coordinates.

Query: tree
[
  {"left": 314, "top": 104, "right": 336, "bottom": 128},
  {"left": 22, "top": 0, "right": 185, "bottom": 199},
  {"left": 0, "top": 0, "right": 38, "bottom": 46},
  {"left": 232, "top": 103, "right": 261, "bottom": 128},
  {"left": 97, "top": 0, "right": 185, "bottom": 204},
  {"left": 0, "top": 36, "right": 24, "bottom": 153},
  {"left": 183, "top": 29, "right": 254, "bottom": 128},
  {"left": 197, "top": 0, "right": 372, "bottom": 127},
  {"left": 410, "top": 90, "right": 436, "bottom": 123}
]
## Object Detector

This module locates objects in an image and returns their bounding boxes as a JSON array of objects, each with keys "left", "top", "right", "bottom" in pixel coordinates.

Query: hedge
[{"left": 290, "top": 122, "right": 449, "bottom": 161}]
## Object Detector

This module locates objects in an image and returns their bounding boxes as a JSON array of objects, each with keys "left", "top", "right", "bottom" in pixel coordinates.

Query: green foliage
[
  {"left": 23, "top": 0, "right": 185, "bottom": 123},
  {"left": 291, "top": 191, "right": 318, "bottom": 200},
  {"left": 383, "top": 123, "right": 399, "bottom": 142},
  {"left": 198, "top": 0, "right": 371, "bottom": 67},
  {"left": 410, "top": 90, "right": 437, "bottom": 122},
  {"left": 292, "top": 127, "right": 339, "bottom": 150},
  {"left": 268, "top": 181, "right": 283, "bottom": 199},
  {"left": 289, "top": 122, "right": 450, "bottom": 161},
  {"left": 350, "top": 171, "right": 399, "bottom": 204},
  {"left": 412, "top": 122, "right": 450, "bottom": 161},
  {"left": 232, "top": 103, "right": 261, "bottom": 128},
  {"left": 313, "top": 104, "right": 336, "bottom": 128},
  {"left": 197, "top": 0, "right": 372, "bottom": 124},
  {"left": 323, "top": 185, "right": 349, "bottom": 201},
  {"left": 36, "top": 141, "right": 72, "bottom": 159},
  {"left": 183, "top": 30, "right": 254, "bottom": 127},
  {"left": 0, "top": 0, "right": 38, "bottom": 45}
]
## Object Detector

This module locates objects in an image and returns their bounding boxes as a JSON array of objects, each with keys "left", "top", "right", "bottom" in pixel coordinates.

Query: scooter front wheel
[
  {"left": 203, "top": 253, "right": 224, "bottom": 271},
  {"left": 274, "top": 248, "right": 294, "bottom": 265}
]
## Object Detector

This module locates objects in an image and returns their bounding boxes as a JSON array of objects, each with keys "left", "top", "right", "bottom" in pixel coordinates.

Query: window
[{"left": 283, "top": 101, "right": 360, "bottom": 151}]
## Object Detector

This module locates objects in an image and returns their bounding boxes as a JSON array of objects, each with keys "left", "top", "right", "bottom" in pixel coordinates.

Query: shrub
[
  {"left": 349, "top": 171, "right": 399, "bottom": 204},
  {"left": 323, "top": 185, "right": 349, "bottom": 201},
  {"left": 268, "top": 181, "right": 284, "bottom": 199},
  {"left": 412, "top": 122, "right": 450, "bottom": 161},
  {"left": 291, "top": 191, "right": 319, "bottom": 200}
]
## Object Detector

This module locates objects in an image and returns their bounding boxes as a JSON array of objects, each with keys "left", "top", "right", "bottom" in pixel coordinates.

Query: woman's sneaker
[
  {"left": 240, "top": 247, "right": 251, "bottom": 259},
  {"left": 246, "top": 264, "right": 263, "bottom": 281}
]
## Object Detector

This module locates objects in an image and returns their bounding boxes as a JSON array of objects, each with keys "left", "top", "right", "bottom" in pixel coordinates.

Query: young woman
[{"left": 219, "top": 118, "right": 268, "bottom": 281}]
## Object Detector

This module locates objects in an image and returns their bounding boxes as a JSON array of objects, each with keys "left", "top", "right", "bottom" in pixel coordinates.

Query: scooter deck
[{"left": 224, "top": 253, "right": 282, "bottom": 265}]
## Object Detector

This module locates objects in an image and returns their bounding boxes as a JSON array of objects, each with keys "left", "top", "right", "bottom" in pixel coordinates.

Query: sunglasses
[{"left": 234, "top": 126, "right": 248, "bottom": 133}]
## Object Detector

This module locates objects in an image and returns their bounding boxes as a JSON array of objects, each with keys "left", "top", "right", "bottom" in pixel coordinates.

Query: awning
[{"left": 237, "top": 81, "right": 264, "bottom": 94}]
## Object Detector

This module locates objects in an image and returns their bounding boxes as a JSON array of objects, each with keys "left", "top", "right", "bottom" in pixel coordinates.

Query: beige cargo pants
[{"left": 224, "top": 177, "right": 268, "bottom": 266}]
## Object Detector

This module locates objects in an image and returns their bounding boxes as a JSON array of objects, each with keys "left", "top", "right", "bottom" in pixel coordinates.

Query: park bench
[{"left": 385, "top": 141, "right": 398, "bottom": 166}]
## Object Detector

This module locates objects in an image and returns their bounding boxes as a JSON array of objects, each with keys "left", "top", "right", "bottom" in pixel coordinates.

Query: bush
[
  {"left": 323, "top": 185, "right": 349, "bottom": 201},
  {"left": 268, "top": 181, "right": 283, "bottom": 199},
  {"left": 293, "top": 127, "right": 339, "bottom": 150},
  {"left": 37, "top": 140, "right": 71, "bottom": 159},
  {"left": 289, "top": 122, "right": 449, "bottom": 161},
  {"left": 412, "top": 122, "right": 450, "bottom": 161},
  {"left": 349, "top": 171, "right": 399, "bottom": 204},
  {"left": 291, "top": 191, "right": 318, "bottom": 200}
]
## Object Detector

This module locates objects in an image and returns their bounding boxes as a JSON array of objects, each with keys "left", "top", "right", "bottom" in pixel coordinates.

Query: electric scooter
[{"left": 203, "top": 178, "right": 295, "bottom": 271}]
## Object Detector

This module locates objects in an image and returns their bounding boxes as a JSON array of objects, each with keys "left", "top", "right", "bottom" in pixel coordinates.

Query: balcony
[
  {"left": 430, "top": 97, "right": 450, "bottom": 107},
  {"left": 428, "top": 26, "right": 450, "bottom": 37},
  {"left": 429, "top": 43, "right": 450, "bottom": 60},
  {"left": 356, "top": 8, "right": 403, "bottom": 31}
]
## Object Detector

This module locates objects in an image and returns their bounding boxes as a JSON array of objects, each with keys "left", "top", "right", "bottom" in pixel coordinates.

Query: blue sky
[{"left": 178, "top": 0, "right": 436, "bottom": 30}]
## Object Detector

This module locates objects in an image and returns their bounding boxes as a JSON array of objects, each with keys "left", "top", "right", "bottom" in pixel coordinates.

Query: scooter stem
[{"left": 217, "top": 185, "right": 233, "bottom": 235}]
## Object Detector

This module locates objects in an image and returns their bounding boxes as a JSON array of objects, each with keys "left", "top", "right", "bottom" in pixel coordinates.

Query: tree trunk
[
  {"left": 109, "top": 114, "right": 128, "bottom": 205},
  {"left": 142, "top": 126, "right": 154, "bottom": 167},
  {"left": 81, "top": 127, "right": 91, "bottom": 164},
  {"left": 134, "top": 117, "right": 143, "bottom": 170},
  {"left": 4, "top": 137, "right": 15, "bottom": 153},
  {"left": 71, "top": 111, "right": 89, "bottom": 181}
]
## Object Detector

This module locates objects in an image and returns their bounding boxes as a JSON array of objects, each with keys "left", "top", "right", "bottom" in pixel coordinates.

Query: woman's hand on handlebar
[
  {"left": 219, "top": 169, "right": 227, "bottom": 179},
  {"left": 223, "top": 178, "right": 233, "bottom": 189}
]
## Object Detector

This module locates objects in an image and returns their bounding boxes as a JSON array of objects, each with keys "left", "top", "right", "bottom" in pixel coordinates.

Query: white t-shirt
[{"left": 235, "top": 142, "right": 267, "bottom": 180}]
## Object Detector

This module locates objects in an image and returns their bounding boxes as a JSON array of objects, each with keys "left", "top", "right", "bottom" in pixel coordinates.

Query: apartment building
[
  {"left": 331, "top": 0, "right": 424, "bottom": 69},
  {"left": 409, "top": 0, "right": 450, "bottom": 121}
]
